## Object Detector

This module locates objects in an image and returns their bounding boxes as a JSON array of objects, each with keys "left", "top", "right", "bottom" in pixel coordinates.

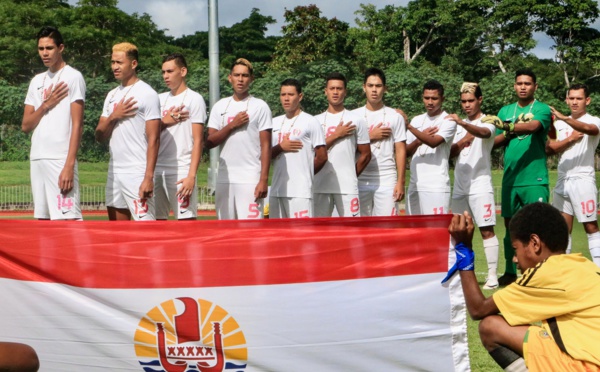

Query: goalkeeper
[
  {"left": 484, "top": 68, "right": 552, "bottom": 286},
  {"left": 445, "top": 203, "right": 600, "bottom": 372}
]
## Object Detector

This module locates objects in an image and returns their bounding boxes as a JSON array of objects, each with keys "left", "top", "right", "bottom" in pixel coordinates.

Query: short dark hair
[
  {"left": 568, "top": 83, "right": 589, "bottom": 98},
  {"left": 423, "top": 80, "right": 444, "bottom": 96},
  {"left": 509, "top": 203, "right": 569, "bottom": 253},
  {"left": 281, "top": 78, "right": 302, "bottom": 94},
  {"left": 163, "top": 53, "right": 187, "bottom": 69},
  {"left": 364, "top": 67, "right": 386, "bottom": 85},
  {"left": 37, "top": 26, "right": 63, "bottom": 47},
  {"left": 325, "top": 72, "right": 347, "bottom": 89},
  {"left": 515, "top": 68, "right": 537, "bottom": 84}
]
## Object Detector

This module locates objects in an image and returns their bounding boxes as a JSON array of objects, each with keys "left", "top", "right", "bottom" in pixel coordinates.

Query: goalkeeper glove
[{"left": 481, "top": 115, "right": 514, "bottom": 132}]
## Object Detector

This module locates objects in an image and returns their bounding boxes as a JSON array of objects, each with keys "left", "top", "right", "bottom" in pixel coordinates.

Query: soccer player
[
  {"left": 447, "top": 83, "right": 500, "bottom": 289},
  {"left": 270, "top": 79, "right": 327, "bottom": 218},
  {"left": 22, "top": 26, "right": 85, "bottom": 220},
  {"left": 546, "top": 83, "right": 600, "bottom": 266},
  {"left": 205, "top": 58, "right": 272, "bottom": 220},
  {"left": 155, "top": 53, "right": 206, "bottom": 220},
  {"left": 352, "top": 68, "right": 406, "bottom": 216},
  {"left": 406, "top": 80, "right": 456, "bottom": 215},
  {"left": 444, "top": 203, "right": 600, "bottom": 372},
  {"left": 313, "top": 72, "right": 371, "bottom": 217},
  {"left": 488, "top": 68, "right": 552, "bottom": 285},
  {"left": 95, "top": 42, "right": 161, "bottom": 221}
]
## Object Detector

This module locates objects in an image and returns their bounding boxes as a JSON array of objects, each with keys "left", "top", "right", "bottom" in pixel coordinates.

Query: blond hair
[
  {"left": 112, "top": 42, "right": 138, "bottom": 62},
  {"left": 230, "top": 58, "right": 253, "bottom": 75}
]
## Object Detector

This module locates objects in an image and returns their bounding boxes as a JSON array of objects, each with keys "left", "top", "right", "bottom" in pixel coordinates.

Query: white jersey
[
  {"left": 156, "top": 88, "right": 207, "bottom": 174},
  {"left": 452, "top": 116, "right": 496, "bottom": 195},
  {"left": 102, "top": 80, "right": 161, "bottom": 174},
  {"left": 555, "top": 113, "right": 600, "bottom": 182},
  {"left": 271, "top": 111, "right": 325, "bottom": 198},
  {"left": 407, "top": 111, "right": 456, "bottom": 193},
  {"left": 208, "top": 95, "right": 272, "bottom": 184},
  {"left": 25, "top": 65, "right": 86, "bottom": 161},
  {"left": 353, "top": 106, "right": 406, "bottom": 187},
  {"left": 313, "top": 109, "right": 370, "bottom": 194}
]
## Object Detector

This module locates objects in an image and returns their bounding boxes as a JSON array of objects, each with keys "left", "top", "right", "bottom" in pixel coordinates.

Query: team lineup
[{"left": 11, "top": 24, "right": 600, "bottom": 372}]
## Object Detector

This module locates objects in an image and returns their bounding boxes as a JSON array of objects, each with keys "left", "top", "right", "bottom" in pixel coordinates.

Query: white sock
[
  {"left": 566, "top": 235, "right": 572, "bottom": 254},
  {"left": 483, "top": 236, "right": 499, "bottom": 280},
  {"left": 505, "top": 357, "right": 528, "bottom": 372},
  {"left": 587, "top": 232, "right": 600, "bottom": 266}
]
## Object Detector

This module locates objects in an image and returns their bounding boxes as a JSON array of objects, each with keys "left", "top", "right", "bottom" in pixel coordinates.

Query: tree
[{"left": 271, "top": 5, "right": 352, "bottom": 70}]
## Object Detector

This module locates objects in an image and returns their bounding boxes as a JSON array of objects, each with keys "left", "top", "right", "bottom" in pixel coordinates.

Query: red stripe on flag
[{"left": 0, "top": 215, "right": 452, "bottom": 289}]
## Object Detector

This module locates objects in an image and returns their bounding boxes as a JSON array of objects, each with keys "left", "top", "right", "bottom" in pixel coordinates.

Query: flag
[{"left": 0, "top": 216, "right": 469, "bottom": 371}]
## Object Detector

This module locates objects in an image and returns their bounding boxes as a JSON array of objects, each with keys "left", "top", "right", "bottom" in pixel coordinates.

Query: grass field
[{"left": 1, "top": 161, "right": 597, "bottom": 371}]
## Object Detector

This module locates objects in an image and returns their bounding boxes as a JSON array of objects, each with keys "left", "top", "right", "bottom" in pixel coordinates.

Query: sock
[
  {"left": 566, "top": 234, "right": 572, "bottom": 254},
  {"left": 483, "top": 236, "right": 499, "bottom": 279},
  {"left": 503, "top": 233, "right": 516, "bottom": 275},
  {"left": 587, "top": 232, "right": 600, "bottom": 266},
  {"left": 489, "top": 346, "right": 528, "bottom": 372}
]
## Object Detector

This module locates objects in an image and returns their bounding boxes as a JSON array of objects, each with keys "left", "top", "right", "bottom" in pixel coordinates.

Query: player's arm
[
  {"left": 369, "top": 123, "right": 392, "bottom": 141},
  {"left": 177, "top": 123, "right": 204, "bottom": 198},
  {"left": 355, "top": 143, "right": 371, "bottom": 176},
  {"left": 511, "top": 119, "right": 542, "bottom": 135},
  {"left": 446, "top": 114, "right": 491, "bottom": 139},
  {"left": 545, "top": 131, "right": 584, "bottom": 155},
  {"left": 272, "top": 134, "right": 303, "bottom": 158},
  {"left": 22, "top": 82, "right": 69, "bottom": 133},
  {"left": 394, "top": 141, "right": 406, "bottom": 202},
  {"left": 448, "top": 212, "right": 501, "bottom": 320},
  {"left": 161, "top": 105, "right": 190, "bottom": 128},
  {"left": 95, "top": 97, "right": 137, "bottom": 142},
  {"left": 254, "top": 129, "right": 271, "bottom": 201},
  {"left": 450, "top": 133, "right": 475, "bottom": 158},
  {"left": 406, "top": 137, "right": 421, "bottom": 156},
  {"left": 314, "top": 145, "right": 328, "bottom": 174},
  {"left": 325, "top": 121, "right": 355, "bottom": 149},
  {"left": 205, "top": 111, "right": 249, "bottom": 149},
  {"left": 406, "top": 124, "right": 445, "bottom": 148},
  {"left": 139, "top": 119, "right": 160, "bottom": 199},
  {"left": 551, "top": 107, "right": 599, "bottom": 135},
  {"left": 58, "top": 100, "right": 84, "bottom": 193}
]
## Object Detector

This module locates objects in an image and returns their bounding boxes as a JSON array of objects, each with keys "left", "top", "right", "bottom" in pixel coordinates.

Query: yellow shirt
[{"left": 493, "top": 254, "right": 600, "bottom": 366}]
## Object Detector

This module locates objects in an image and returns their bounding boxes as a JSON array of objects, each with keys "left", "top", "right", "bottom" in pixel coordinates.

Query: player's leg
[
  {"left": 119, "top": 173, "right": 156, "bottom": 221},
  {"left": 406, "top": 189, "right": 421, "bottom": 215},
  {"left": 215, "top": 183, "right": 234, "bottom": 220},
  {"left": 105, "top": 171, "right": 131, "bottom": 220},
  {"left": 358, "top": 186, "right": 374, "bottom": 217},
  {"left": 232, "top": 183, "right": 263, "bottom": 220},
  {"left": 479, "top": 315, "right": 529, "bottom": 372},
  {"left": 288, "top": 197, "right": 312, "bottom": 218},
  {"left": 31, "top": 160, "right": 50, "bottom": 220},
  {"left": 469, "top": 193, "right": 499, "bottom": 289},
  {"left": 415, "top": 191, "right": 451, "bottom": 215},
  {"left": 499, "top": 186, "right": 518, "bottom": 285},
  {"left": 570, "top": 179, "right": 600, "bottom": 265},
  {"left": 46, "top": 159, "right": 82, "bottom": 220},
  {"left": 0, "top": 342, "right": 39, "bottom": 372},
  {"left": 335, "top": 194, "right": 360, "bottom": 217},
  {"left": 173, "top": 171, "right": 197, "bottom": 220},
  {"left": 313, "top": 193, "right": 334, "bottom": 217},
  {"left": 553, "top": 183, "right": 574, "bottom": 253},
  {"left": 269, "top": 195, "right": 283, "bottom": 219},
  {"left": 372, "top": 185, "right": 397, "bottom": 216},
  {"left": 154, "top": 171, "right": 171, "bottom": 220}
]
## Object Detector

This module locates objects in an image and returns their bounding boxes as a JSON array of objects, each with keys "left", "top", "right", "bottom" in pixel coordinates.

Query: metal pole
[{"left": 207, "top": 0, "right": 220, "bottom": 194}]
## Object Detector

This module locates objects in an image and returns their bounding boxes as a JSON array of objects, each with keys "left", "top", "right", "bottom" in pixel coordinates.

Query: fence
[{"left": 0, "top": 185, "right": 215, "bottom": 211}]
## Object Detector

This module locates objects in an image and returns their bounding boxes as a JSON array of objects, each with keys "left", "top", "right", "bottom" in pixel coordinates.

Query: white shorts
[
  {"left": 553, "top": 178, "right": 598, "bottom": 223},
  {"left": 106, "top": 172, "right": 155, "bottom": 221},
  {"left": 215, "top": 183, "right": 263, "bottom": 220},
  {"left": 313, "top": 193, "right": 360, "bottom": 217},
  {"left": 406, "top": 190, "right": 450, "bottom": 215},
  {"left": 154, "top": 172, "right": 198, "bottom": 220},
  {"left": 359, "top": 184, "right": 399, "bottom": 216},
  {"left": 451, "top": 193, "right": 496, "bottom": 227},
  {"left": 269, "top": 196, "right": 312, "bottom": 218},
  {"left": 31, "top": 159, "right": 82, "bottom": 220}
]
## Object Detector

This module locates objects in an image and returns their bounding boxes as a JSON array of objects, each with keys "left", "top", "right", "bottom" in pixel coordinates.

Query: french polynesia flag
[{"left": 0, "top": 216, "right": 470, "bottom": 371}]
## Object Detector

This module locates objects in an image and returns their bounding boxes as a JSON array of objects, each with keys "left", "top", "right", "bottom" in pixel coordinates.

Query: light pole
[{"left": 207, "top": 0, "right": 220, "bottom": 194}]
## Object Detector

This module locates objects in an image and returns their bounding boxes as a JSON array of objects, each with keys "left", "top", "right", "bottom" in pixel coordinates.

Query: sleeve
[
  {"left": 482, "top": 123, "right": 496, "bottom": 138},
  {"left": 207, "top": 100, "right": 222, "bottom": 130},
  {"left": 452, "top": 127, "right": 465, "bottom": 145},
  {"left": 311, "top": 117, "right": 326, "bottom": 147},
  {"left": 392, "top": 113, "right": 406, "bottom": 143},
  {"left": 256, "top": 101, "right": 273, "bottom": 131},
  {"left": 101, "top": 90, "right": 113, "bottom": 118},
  {"left": 437, "top": 118, "right": 457, "bottom": 143},
  {"left": 69, "top": 71, "right": 86, "bottom": 103},
  {"left": 271, "top": 117, "right": 281, "bottom": 147},
  {"left": 406, "top": 117, "right": 418, "bottom": 145},
  {"left": 190, "top": 93, "right": 207, "bottom": 125},
  {"left": 533, "top": 104, "right": 552, "bottom": 131},
  {"left": 143, "top": 90, "right": 161, "bottom": 121},
  {"left": 24, "top": 79, "right": 37, "bottom": 107},
  {"left": 356, "top": 116, "right": 370, "bottom": 145}
]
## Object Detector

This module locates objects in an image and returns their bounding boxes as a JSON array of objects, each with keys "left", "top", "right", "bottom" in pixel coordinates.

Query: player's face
[
  {"left": 511, "top": 238, "right": 537, "bottom": 274},
  {"left": 363, "top": 75, "right": 386, "bottom": 105},
  {"left": 565, "top": 88, "right": 590, "bottom": 117},
  {"left": 228, "top": 65, "right": 253, "bottom": 95},
  {"left": 38, "top": 37, "right": 64, "bottom": 70},
  {"left": 325, "top": 79, "right": 346, "bottom": 106},
  {"left": 111, "top": 51, "right": 137, "bottom": 82},
  {"left": 162, "top": 60, "right": 187, "bottom": 91},
  {"left": 280, "top": 85, "right": 303, "bottom": 115},
  {"left": 460, "top": 92, "right": 483, "bottom": 119},
  {"left": 514, "top": 75, "right": 537, "bottom": 101},
  {"left": 422, "top": 89, "right": 444, "bottom": 116}
]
